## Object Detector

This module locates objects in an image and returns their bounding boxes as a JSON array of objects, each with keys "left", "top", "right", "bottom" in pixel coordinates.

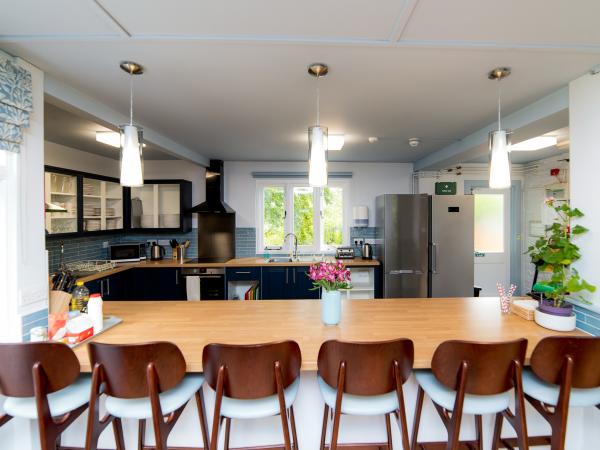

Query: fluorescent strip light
[
  {"left": 510, "top": 136, "right": 557, "bottom": 152},
  {"left": 96, "top": 131, "right": 121, "bottom": 148},
  {"left": 327, "top": 134, "right": 345, "bottom": 151}
]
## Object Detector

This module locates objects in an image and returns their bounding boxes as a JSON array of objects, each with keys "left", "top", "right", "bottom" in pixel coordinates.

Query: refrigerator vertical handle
[{"left": 432, "top": 242, "right": 439, "bottom": 274}]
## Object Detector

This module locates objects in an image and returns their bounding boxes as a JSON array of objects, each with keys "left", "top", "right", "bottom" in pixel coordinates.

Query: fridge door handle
[
  {"left": 389, "top": 269, "right": 414, "bottom": 275},
  {"left": 431, "top": 242, "right": 439, "bottom": 274}
]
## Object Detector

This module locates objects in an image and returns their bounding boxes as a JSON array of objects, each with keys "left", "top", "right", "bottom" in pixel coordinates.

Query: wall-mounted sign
[{"left": 435, "top": 182, "right": 457, "bottom": 195}]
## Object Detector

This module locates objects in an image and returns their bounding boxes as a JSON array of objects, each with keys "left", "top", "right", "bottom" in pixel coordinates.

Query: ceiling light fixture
[
  {"left": 510, "top": 136, "right": 558, "bottom": 152},
  {"left": 96, "top": 131, "right": 121, "bottom": 148},
  {"left": 307, "top": 63, "right": 329, "bottom": 187},
  {"left": 328, "top": 134, "right": 345, "bottom": 151},
  {"left": 487, "top": 67, "right": 512, "bottom": 189},
  {"left": 119, "top": 61, "right": 144, "bottom": 187},
  {"left": 368, "top": 136, "right": 379, "bottom": 143},
  {"left": 408, "top": 137, "right": 421, "bottom": 148}
]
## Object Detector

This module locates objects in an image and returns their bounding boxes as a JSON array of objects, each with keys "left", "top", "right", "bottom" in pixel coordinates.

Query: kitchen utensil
[
  {"left": 150, "top": 242, "right": 166, "bottom": 261},
  {"left": 176, "top": 245, "right": 186, "bottom": 262},
  {"left": 362, "top": 243, "right": 373, "bottom": 260}
]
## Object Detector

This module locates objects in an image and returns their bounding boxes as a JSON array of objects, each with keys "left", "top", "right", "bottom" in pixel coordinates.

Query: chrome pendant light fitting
[
  {"left": 307, "top": 63, "right": 329, "bottom": 187},
  {"left": 488, "top": 67, "right": 512, "bottom": 189},
  {"left": 119, "top": 61, "right": 145, "bottom": 187}
]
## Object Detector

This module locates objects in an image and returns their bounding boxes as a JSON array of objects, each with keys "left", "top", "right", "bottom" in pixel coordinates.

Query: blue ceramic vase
[{"left": 321, "top": 290, "right": 341, "bottom": 326}]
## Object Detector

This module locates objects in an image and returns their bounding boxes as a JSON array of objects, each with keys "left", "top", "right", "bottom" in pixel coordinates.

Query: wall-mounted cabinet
[
  {"left": 44, "top": 167, "right": 192, "bottom": 237},
  {"left": 45, "top": 171, "right": 78, "bottom": 235},
  {"left": 130, "top": 180, "right": 192, "bottom": 232}
]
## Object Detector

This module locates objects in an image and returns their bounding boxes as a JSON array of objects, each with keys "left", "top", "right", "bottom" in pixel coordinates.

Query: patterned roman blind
[{"left": 0, "top": 58, "right": 33, "bottom": 153}]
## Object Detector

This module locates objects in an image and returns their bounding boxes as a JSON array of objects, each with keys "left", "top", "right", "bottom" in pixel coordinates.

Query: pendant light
[
  {"left": 119, "top": 61, "right": 144, "bottom": 187},
  {"left": 307, "top": 63, "right": 329, "bottom": 187},
  {"left": 488, "top": 67, "right": 512, "bottom": 189}
]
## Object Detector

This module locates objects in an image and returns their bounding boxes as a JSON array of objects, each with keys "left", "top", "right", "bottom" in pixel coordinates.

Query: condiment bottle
[{"left": 87, "top": 293, "right": 104, "bottom": 334}]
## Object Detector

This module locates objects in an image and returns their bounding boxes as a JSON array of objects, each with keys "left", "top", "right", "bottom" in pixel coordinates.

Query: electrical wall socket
[
  {"left": 353, "top": 238, "right": 364, "bottom": 247},
  {"left": 158, "top": 239, "right": 170, "bottom": 246},
  {"left": 146, "top": 239, "right": 156, "bottom": 247},
  {"left": 102, "top": 241, "right": 109, "bottom": 248}
]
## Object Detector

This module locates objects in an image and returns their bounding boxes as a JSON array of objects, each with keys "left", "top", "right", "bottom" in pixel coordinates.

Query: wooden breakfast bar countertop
[{"left": 73, "top": 298, "right": 584, "bottom": 372}]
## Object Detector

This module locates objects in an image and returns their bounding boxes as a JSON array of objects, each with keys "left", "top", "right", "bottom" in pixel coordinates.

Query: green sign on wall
[{"left": 435, "top": 181, "right": 457, "bottom": 195}]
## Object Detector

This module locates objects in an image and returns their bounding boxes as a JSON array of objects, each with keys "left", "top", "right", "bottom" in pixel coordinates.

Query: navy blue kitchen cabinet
[
  {"left": 226, "top": 267, "right": 261, "bottom": 282},
  {"left": 82, "top": 270, "right": 130, "bottom": 300},
  {"left": 261, "top": 266, "right": 318, "bottom": 300},
  {"left": 293, "top": 266, "right": 319, "bottom": 299},
  {"left": 129, "top": 268, "right": 186, "bottom": 300}
]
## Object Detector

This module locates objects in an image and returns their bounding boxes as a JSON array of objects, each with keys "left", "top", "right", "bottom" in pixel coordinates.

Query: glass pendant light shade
[
  {"left": 488, "top": 129, "right": 511, "bottom": 189},
  {"left": 119, "top": 124, "right": 144, "bottom": 187},
  {"left": 308, "top": 125, "right": 328, "bottom": 187}
]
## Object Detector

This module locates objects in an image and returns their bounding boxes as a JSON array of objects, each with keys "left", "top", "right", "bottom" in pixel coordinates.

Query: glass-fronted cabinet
[
  {"left": 83, "top": 177, "right": 123, "bottom": 232},
  {"left": 130, "top": 180, "right": 191, "bottom": 232},
  {"left": 45, "top": 171, "right": 78, "bottom": 235}
]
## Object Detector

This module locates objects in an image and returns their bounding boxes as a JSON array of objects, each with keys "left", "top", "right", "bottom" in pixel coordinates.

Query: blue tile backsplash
[
  {"left": 574, "top": 304, "right": 600, "bottom": 336},
  {"left": 22, "top": 308, "right": 49, "bottom": 341}
]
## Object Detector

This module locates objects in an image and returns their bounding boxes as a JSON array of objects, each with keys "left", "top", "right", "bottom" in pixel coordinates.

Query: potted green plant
[
  {"left": 308, "top": 261, "right": 352, "bottom": 326},
  {"left": 526, "top": 199, "right": 596, "bottom": 331}
]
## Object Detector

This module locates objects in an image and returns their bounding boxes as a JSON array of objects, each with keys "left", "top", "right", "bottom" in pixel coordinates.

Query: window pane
[
  {"left": 263, "top": 186, "right": 285, "bottom": 247},
  {"left": 293, "top": 186, "right": 314, "bottom": 246},
  {"left": 474, "top": 194, "right": 504, "bottom": 253},
  {"left": 322, "top": 187, "right": 343, "bottom": 247}
]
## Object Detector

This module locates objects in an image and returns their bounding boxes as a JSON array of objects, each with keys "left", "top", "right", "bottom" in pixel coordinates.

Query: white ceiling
[
  {"left": 44, "top": 102, "right": 176, "bottom": 160},
  {"left": 2, "top": 0, "right": 599, "bottom": 164}
]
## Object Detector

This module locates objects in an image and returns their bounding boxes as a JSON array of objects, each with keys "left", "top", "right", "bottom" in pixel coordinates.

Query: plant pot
[
  {"left": 534, "top": 308, "right": 576, "bottom": 332},
  {"left": 539, "top": 299, "right": 573, "bottom": 317},
  {"left": 321, "top": 290, "right": 342, "bottom": 326}
]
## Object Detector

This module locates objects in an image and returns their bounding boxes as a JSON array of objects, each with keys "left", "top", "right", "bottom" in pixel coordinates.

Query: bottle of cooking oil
[{"left": 70, "top": 281, "right": 89, "bottom": 312}]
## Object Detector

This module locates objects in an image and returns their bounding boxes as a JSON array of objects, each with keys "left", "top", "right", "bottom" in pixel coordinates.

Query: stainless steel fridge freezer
[
  {"left": 430, "top": 195, "right": 474, "bottom": 297},
  {"left": 376, "top": 194, "right": 474, "bottom": 298},
  {"left": 376, "top": 194, "right": 430, "bottom": 298}
]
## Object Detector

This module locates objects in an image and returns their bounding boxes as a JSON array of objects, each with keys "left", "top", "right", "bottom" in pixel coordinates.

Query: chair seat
[
  {"left": 3, "top": 375, "right": 91, "bottom": 420},
  {"left": 317, "top": 375, "right": 399, "bottom": 416},
  {"left": 105, "top": 373, "right": 204, "bottom": 419},
  {"left": 211, "top": 377, "right": 300, "bottom": 420},
  {"left": 415, "top": 370, "right": 511, "bottom": 415},
  {"left": 522, "top": 369, "right": 600, "bottom": 407}
]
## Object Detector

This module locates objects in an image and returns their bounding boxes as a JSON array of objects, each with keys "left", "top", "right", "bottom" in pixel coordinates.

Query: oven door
[{"left": 199, "top": 275, "right": 226, "bottom": 300}]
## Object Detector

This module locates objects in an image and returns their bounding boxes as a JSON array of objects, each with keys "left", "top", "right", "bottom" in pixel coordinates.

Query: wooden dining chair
[
  {"left": 202, "top": 340, "right": 302, "bottom": 450},
  {"left": 86, "top": 341, "right": 209, "bottom": 450},
  {"left": 0, "top": 342, "right": 91, "bottom": 450},
  {"left": 317, "top": 338, "right": 414, "bottom": 450},
  {"left": 503, "top": 336, "right": 600, "bottom": 450},
  {"left": 411, "top": 339, "right": 529, "bottom": 450}
]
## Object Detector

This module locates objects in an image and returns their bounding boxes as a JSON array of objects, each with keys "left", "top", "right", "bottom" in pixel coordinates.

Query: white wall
[
  {"left": 224, "top": 161, "right": 414, "bottom": 228},
  {"left": 44, "top": 141, "right": 206, "bottom": 226},
  {"left": 570, "top": 72, "right": 600, "bottom": 307}
]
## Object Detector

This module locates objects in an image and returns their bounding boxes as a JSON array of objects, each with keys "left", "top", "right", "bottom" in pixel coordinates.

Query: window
[
  {"left": 257, "top": 181, "right": 348, "bottom": 253},
  {"left": 474, "top": 193, "right": 504, "bottom": 253}
]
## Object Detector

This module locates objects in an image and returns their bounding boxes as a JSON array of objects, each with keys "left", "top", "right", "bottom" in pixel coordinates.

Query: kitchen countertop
[
  {"left": 75, "top": 257, "right": 379, "bottom": 283},
  {"left": 72, "top": 298, "right": 583, "bottom": 372}
]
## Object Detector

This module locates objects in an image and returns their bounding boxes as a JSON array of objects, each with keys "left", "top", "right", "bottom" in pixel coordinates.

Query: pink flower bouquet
[{"left": 308, "top": 261, "right": 352, "bottom": 292}]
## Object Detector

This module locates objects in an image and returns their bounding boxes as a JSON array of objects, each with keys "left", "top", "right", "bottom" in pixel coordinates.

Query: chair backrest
[
  {"left": 0, "top": 342, "right": 80, "bottom": 397},
  {"left": 530, "top": 336, "right": 600, "bottom": 389},
  {"left": 431, "top": 339, "right": 527, "bottom": 395},
  {"left": 88, "top": 341, "right": 186, "bottom": 398},
  {"left": 317, "top": 339, "right": 414, "bottom": 396},
  {"left": 202, "top": 340, "right": 301, "bottom": 399}
]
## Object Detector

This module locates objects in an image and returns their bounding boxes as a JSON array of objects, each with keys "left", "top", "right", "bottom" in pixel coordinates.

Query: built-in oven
[
  {"left": 109, "top": 243, "right": 146, "bottom": 263},
  {"left": 181, "top": 267, "right": 225, "bottom": 300}
]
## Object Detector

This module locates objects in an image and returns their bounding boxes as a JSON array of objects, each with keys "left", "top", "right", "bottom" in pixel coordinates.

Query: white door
[{"left": 473, "top": 188, "right": 510, "bottom": 296}]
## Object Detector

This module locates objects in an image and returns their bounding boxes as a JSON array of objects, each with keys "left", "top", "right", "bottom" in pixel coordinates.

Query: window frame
[{"left": 256, "top": 179, "right": 350, "bottom": 254}]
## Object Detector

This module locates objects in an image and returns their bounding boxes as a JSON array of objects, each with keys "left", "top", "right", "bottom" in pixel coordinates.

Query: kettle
[
  {"left": 362, "top": 242, "right": 373, "bottom": 260},
  {"left": 150, "top": 242, "right": 166, "bottom": 261}
]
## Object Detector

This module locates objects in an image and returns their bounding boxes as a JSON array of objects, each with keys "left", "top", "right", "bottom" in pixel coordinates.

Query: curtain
[{"left": 0, "top": 58, "right": 33, "bottom": 153}]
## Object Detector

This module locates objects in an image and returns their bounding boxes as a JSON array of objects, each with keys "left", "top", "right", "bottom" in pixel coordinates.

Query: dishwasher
[{"left": 181, "top": 267, "right": 225, "bottom": 300}]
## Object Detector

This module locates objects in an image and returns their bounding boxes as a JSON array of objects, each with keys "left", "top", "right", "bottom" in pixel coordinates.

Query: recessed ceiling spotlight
[
  {"left": 368, "top": 136, "right": 379, "bottom": 143},
  {"left": 408, "top": 137, "right": 421, "bottom": 148}
]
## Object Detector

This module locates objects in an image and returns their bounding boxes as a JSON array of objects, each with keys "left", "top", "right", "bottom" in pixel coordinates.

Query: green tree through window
[
  {"left": 293, "top": 187, "right": 314, "bottom": 245},
  {"left": 263, "top": 186, "right": 285, "bottom": 247},
  {"left": 322, "top": 187, "right": 343, "bottom": 247}
]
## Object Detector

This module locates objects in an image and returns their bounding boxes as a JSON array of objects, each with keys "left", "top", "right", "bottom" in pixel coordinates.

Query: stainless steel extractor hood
[{"left": 189, "top": 159, "right": 235, "bottom": 214}]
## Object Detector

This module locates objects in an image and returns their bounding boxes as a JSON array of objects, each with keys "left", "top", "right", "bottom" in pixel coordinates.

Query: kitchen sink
[{"left": 267, "top": 255, "right": 322, "bottom": 263}]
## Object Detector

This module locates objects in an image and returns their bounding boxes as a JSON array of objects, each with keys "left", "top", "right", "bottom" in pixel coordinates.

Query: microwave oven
[{"left": 109, "top": 243, "right": 146, "bottom": 263}]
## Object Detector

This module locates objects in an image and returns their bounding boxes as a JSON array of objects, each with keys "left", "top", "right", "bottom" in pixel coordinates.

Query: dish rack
[{"left": 66, "top": 260, "right": 116, "bottom": 273}]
